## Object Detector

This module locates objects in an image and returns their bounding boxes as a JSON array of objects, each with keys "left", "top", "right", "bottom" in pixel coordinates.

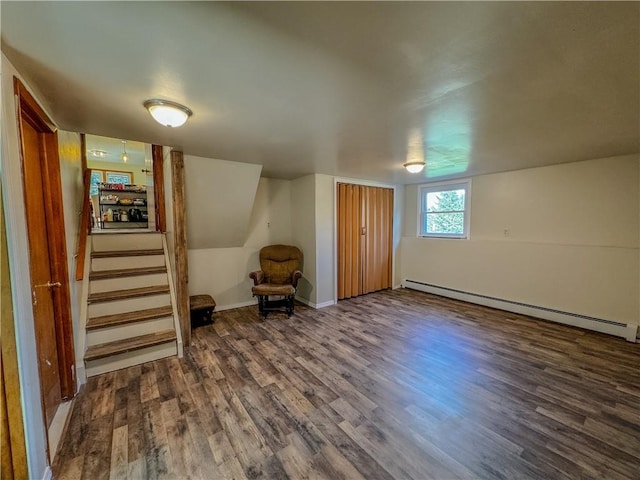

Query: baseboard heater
[{"left": 403, "top": 280, "right": 637, "bottom": 342}]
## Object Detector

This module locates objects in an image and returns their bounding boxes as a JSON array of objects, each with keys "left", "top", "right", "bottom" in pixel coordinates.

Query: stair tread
[
  {"left": 92, "top": 249, "right": 164, "bottom": 259},
  {"left": 87, "top": 306, "right": 174, "bottom": 330},
  {"left": 88, "top": 285, "right": 170, "bottom": 304},
  {"left": 85, "top": 330, "right": 176, "bottom": 361},
  {"left": 90, "top": 265, "right": 167, "bottom": 280}
]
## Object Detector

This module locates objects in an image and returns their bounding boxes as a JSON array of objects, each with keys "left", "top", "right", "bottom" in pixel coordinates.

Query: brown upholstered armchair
[{"left": 249, "top": 245, "right": 303, "bottom": 318}]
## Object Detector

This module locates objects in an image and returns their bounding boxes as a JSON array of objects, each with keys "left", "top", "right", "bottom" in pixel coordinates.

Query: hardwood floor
[{"left": 52, "top": 289, "right": 640, "bottom": 479}]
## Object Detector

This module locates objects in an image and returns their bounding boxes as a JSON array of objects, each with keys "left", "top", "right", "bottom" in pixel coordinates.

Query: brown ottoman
[{"left": 189, "top": 295, "right": 216, "bottom": 326}]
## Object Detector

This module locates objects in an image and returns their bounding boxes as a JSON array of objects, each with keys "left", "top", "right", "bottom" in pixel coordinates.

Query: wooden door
[
  {"left": 337, "top": 183, "right": 393, "bottom": 300},
  {"left": 362, "top": 186, "right": 393, "bottom": 295},
  {"left": 337, "top": 183, "right": 363, "bottom": 299},
  {"left": 20, "top": 112, "right": 62, "bottom": 429},
  {"left": 15, "top": 78, "right": 76, "bottom": 432}
]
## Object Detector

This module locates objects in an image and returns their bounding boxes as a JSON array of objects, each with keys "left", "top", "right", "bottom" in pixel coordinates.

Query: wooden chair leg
[
  {"left": 257, "top": 295, "right": 268, "bottom": 319},
  {"left": 286, "top": 295, "right": 294, "bottom": 317}
]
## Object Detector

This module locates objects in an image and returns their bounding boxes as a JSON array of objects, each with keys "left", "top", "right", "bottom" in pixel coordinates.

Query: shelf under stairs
[{"left": 83, "top": 232, "right": 182, "bottom": 377}]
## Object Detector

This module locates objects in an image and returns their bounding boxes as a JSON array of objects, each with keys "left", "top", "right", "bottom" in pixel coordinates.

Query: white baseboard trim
[
  {"left": 216, "top": 299, "right": 257, "bottom": 312},
  {"left": 295, "top": 296, "right": 335, "bottom": 309},
  {"left": 316, "top": 300, "right": 336, "bottom": 309},
  {"left": 627, "top": 324, "right": 639, "bottom": 343},
  {"left": 392, "top": 284, "right": 402, "bottom": 290},
  {"left": 216, "top": 297, "right": 338, "bottom": 312},
  {"left": 403, "top": 279, "right": 632, "bottom": 341},
  {"left": 75, "top": 362, "right": 86, "bottom": 387}
]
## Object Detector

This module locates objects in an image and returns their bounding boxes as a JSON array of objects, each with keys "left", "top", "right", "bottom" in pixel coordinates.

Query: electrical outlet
[{"left": 503, "top": 228, "right": 510, "bottom": 237}]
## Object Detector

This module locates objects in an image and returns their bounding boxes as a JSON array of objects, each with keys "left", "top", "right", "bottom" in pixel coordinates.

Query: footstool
[{"left": 189, "top": 294, "right": 216, "bottom": 326}]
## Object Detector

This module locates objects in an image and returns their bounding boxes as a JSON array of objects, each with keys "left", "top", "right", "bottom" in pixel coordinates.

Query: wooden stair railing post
[
  {"left": 171, "top": 150, "right": 190, "bottom": 346},
  {"left": 75, "top": 133, "right": 91, "bottom": 281}
]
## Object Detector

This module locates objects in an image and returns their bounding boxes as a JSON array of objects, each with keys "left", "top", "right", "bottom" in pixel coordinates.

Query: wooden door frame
[
  {"left": 152, "top": 144, "right": 166, "bottom": 232},
  {"left": 171, "top": 150, "right": 190, "bottom": 346},
  {"left": 1, "top": 186, "right": 28, "bottom": 480},
  {"left": 14, "top": 77, "right": 76, "bottom": 400}
]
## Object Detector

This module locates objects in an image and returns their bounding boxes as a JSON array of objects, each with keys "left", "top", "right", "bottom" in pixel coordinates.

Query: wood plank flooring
[{"left": 52, "top": 289, "right": 640, "bottom": 479}]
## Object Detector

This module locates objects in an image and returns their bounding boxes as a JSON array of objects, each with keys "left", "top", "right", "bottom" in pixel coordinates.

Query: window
[
  {"left": 90, "top": 169, "right": 133, "bottom": 195},
  {"left": 89, "top": 170, "right": 103, "bottom": 196},
  {"left": 419, "top": 179, "right": 471, "bottom": 238},
  {"left": 105, "top": 171, "right": 132, "bottom": 185}
]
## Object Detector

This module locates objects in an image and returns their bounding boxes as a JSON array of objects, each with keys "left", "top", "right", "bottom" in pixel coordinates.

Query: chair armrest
[
  {"left": 249, "top": 270, "right": 265, "bottom": 285},
  {"left": 292, "top": 270, "right": 302, "bottom": 288}
]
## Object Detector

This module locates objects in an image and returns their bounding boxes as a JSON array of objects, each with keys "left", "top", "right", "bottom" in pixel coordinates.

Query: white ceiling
[
  {"left": 86, "top": 135, "right": 147, "bottom": 166},
  {"left": 2, "top": 2, "right": 638, "bottom": 184}
]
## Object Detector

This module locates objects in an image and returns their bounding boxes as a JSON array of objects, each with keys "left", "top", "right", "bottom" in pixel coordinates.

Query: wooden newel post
[{"left": 171, "top": 150, "right": 191, "bottom": 346}]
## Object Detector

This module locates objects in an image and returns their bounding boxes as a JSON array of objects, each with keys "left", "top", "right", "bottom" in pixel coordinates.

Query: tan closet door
[
  {"left": 362, "top": 186, "right": 393, "bottom": 294},
  {"left": 337, "top": 183, "right": 363, "bottom": 299},
  {"left": 337, "top": 183, "right": 393, "bottom": 300}
]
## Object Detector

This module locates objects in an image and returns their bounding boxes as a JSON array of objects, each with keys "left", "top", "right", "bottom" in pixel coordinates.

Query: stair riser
[
  {"left": 85, "top": 341, "right": 177, "bottom": 377},
  {"left": 86, "top": 316, "right": 175, "bottom": 346},
  {"left": 92, "top": 233, "right": 163, "bottom": 252},
  {"left": 89, "top": 274, "right": 169, "bottom": 294},
  {"left": 91, "top": 255, "right": 165, "bottom": 271},
  {"left": 88, "top": 294, "right": 171, "bottom": 318}
]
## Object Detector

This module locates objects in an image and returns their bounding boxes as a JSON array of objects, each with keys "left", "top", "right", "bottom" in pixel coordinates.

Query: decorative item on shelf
[
  {"left": 128, "top": 208, "right": 143, "bottom": 222},
  {"left": 121, "top": 210, "right": 129, "bottom": 222},
  {"left": 119, "top": 198, "right": 133, "bottom": 206},
  {"left": 133, "top": 198, "right": 146, "bottom": 206},
  {"left": 100, "top": 194, "right": 119, "bottom": 205}
]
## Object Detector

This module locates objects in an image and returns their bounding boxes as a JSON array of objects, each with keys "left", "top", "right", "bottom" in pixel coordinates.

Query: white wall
[
  {"left": 314, "top": 174, "right": 335, "bottom": 307},
  {"left": 401, "top": 155, "right": 640, "bottom": 331},
  {"left": 183, "top": 155, "right": 262, "bottom": 249},
  {"left": 291, "top": 174, "right": 317, "bottom": 304},
  {"left": 58, "top": 130, "right": 85, "bottom": 375},
  {"left": 393, "top": 185, "right": 405, "bottom": 288},
  {"left": 188, "top": 177, "right": 293, "bottom": 309},
  {"left": 1, "top": 53, "right": 53, "bottom": 480},
  {"left": 188, "top": 171, "right": 403, "bottom": 310}
]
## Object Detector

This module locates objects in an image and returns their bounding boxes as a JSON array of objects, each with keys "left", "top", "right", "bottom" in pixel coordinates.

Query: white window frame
[{"left": 418, "top": 179, "right": 471, "bottom": 239}]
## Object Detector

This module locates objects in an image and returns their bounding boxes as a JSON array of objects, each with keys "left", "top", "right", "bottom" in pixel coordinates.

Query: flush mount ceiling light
[
  {"left": 403, "top": 128, "right": 426, "bottom": 173},
  {"left": 121, "top": 140, "right": 129, "bottom": 163},
  {"left": 403, "top": 161, "right": 426, "bottom": 173},
  {"left": 89, "top": 149, "right": 108, "bottom": 158},
  {"left": 143, "top": 99, "right": 192, "bottom": 127}
]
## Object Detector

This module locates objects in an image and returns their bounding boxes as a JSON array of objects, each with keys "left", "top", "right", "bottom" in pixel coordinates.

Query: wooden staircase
[{"left": 83, "top": 232, "right": 182, "bottom": 377}]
